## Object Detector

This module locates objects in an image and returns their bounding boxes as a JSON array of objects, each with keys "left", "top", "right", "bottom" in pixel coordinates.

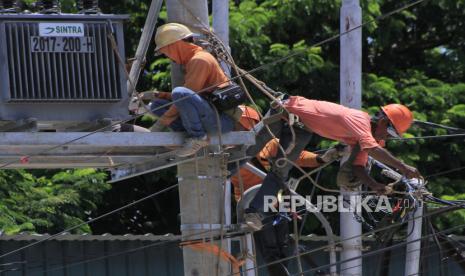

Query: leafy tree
[
  {"left": 6, "top": 0, "right": 464, "bottom": 235},
  {"left": 0, "top": 169, "right": 109, "bottom": 234}
]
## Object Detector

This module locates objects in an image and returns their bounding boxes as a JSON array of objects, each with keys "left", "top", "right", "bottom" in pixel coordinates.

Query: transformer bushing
[
  {"left": 37, "top": 0, "right": 60, "bottom": 14},
  {"left": 77, "top": 0, "right": 100, "bottom": 14},
  {"left": 0, "top": 0, "right": 20, "bottom": 13}
]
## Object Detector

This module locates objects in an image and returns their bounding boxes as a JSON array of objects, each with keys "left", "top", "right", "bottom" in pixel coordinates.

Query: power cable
[
  {"left": 231, "top": 205, "right": 462, "bottom": 275},
  {"left": 340, "top": 237, "right": 463, "bottom": 276},
  {"left": 425, "top": 165, "right": 465, "bottom": 179},
  {"left": 388, "top": 133, "right": 465, "bottom": 141},
  {"left": 12, "top": 213, "right": 460, "bottom": 276},
  {"left": 0, "top": 0, "right": 429, "bottom": 170},
  {"left": 0, "top": 0, "right": 446, "bottom": 271},
  {"left": 20, "top": 193, "right": 463, "bottom": 275},
  {"left": 294, "top": 221, "right": 465, "bottom": 275},
  {"left": 0, "top": 183, "right": 179, "bottom": 260},
  {"left": 414, "top": 120, "right": 465, "bottom": 133}
]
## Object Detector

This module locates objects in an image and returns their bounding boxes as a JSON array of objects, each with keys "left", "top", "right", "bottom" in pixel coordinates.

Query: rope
[
  {"left": 181, "top": 241, "right": 245, "bottom": 275},
  {"left": 21, "top": 195, "right": 460, "bottom": 275},
  {"left": 0, "top": 0, "right": 431, "bottom": 171},
  {"left": 0, "top": 0, "right": 442, "bottom": 268},
  {"left": 232, "top": 205, "right": 461, "bottom": 275},
  {"left": 10, "top": 211, "right": 460, "bottom": 275}
]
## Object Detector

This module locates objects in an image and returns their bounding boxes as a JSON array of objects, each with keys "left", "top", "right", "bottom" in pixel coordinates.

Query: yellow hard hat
[{"left": 154, "top": 23, "right": 194, "bottom": 51}]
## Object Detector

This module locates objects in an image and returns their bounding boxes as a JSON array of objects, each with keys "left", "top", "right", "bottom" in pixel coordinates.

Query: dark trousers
[{"left": 254, "top": 217, "right": 291, "bottom": 276}]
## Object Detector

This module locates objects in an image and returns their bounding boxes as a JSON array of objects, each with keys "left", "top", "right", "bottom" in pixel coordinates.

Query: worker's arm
[
  {"left": 296, "top": 151, "right": 320, "bottom": 167},
  {"left": 352, "top": 165, "right": 387, "bottom": 194},
  {"left": 366, "top": 146, "right": 421, "bottom": 179}
]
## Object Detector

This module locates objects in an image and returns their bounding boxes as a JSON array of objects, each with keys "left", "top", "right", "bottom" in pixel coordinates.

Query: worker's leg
[
  {"left": 249, "top": 125, "right": 312, "bottom": 212},
  {"left": 172, "top": 87, "right": 235, "bottom": 138},
  {"left": 254, "top": 216, "right": 290, "bottom": 276},
  {"left": 228, "top": 118, "right": 283, "bottom": 176},
  {"left": 245, "top": 115, "right": 284, "bottom": 158},
  {"left": 149, "top": 98, "right": 185, "bottom": 131}
]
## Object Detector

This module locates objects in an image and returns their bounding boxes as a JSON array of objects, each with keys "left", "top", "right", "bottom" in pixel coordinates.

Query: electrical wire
[
  {"left": 388, "top": 133, "right": 465, "bottom": 141},
  {"left": 11, "top": 213, "right": 460, "bottom": 276},
  {"left": 1, "top": 0, "right": 454, "bottom": 273},
  {"left": 425, "top": 165, "right": 465, "bottom": 179},
  {"left": 19, "top": 193, "right": 463, "bottom": 275},
  {"left": 231, "top": 205, "right": 462, "bottom": 275},
  {"left": 293, "top": 222, "right": 465, "bottom": 275},
  {"left": 0, "top": 0, "right": 430, "bottom": 171},
  {"left": 340, "top": 237, "right": 462, "bottom": 276},
  {"left": 0, "top": 183, "right": 179, "bottom": 260},
  {"left": 289, "top": 197, "right": 465, "bottom": 275}
]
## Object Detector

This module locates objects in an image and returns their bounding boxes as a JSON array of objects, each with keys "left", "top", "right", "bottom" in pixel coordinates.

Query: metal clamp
[{"left": 180, "top": 223, "right": 223, "bottom": 231}]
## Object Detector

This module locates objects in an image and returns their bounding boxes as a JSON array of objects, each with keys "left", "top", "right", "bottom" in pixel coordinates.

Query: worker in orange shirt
[
  {"left": 231, "top": 105, "right": 340, "bottom": 276},
  {"left": 150, "top": 23, "right": 240, "bottom": 157},
  {"left": 244, "top": 96, "right": 422, "bottom": 230},
  {"left": 231, "top": 105, "right": 340, "bottom": 201}
]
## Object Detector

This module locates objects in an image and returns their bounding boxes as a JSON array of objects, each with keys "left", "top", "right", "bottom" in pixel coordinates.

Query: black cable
[
  {"left": 388, "top": 133, "right": 465, "bottom": 141},
  {"left": 294, "top": 221, "right": 465, "bottom": 275},
  {"left": 425, "top": 166, "right": 465, "bottom": 179},
  {"left": 25, "top": 198, "right": 465, "bottom": 275},
  {"left": 0, "top": 183, "right": 179, "bottom": 260},
  {"left": 232, "top": 205, "right": 461, "bottom": 275},
  {"left": 0, "top": 0, "right": 431, "bottom": 171},
  {"left": 413, "top": 120, "right": 465, "bottom": 133},
  {"left": 428, "top": 215, "right": 446, "bottom": 276}
]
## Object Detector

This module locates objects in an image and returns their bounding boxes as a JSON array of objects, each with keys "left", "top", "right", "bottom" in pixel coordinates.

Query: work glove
[
  {"left": 320, "top": 147, "right": 345, "bottom": 163},
  {"left": 372, "top": 183, "right": 394, "bottom": 196},
  {"left": 128, "top": 96, "right": 140, "bottom": 113},
  {"left": 150, "top": 120, "right": 166, "bottom": 132}
]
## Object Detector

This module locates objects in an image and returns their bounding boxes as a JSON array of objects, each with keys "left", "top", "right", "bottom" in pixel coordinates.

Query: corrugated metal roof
[
  {"left": 2, "top": 232, "right": 464, "bottom": 242},
  {"left": 0, "top": 232, "right": 181, "bottom": 241}
]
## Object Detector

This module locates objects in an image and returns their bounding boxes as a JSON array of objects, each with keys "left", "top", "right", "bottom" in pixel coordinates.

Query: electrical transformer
[{"left": 0, "top": 12, "right": 130, "bottom": 130}]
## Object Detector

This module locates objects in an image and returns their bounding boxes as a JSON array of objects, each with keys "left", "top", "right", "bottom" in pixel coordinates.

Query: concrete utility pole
[
  {"left": 166, "top": 0, "right": 208, "bottom": 87},
  {"left": 212, "top": 0, "right": 231, "bottom": 76},
  {"left": 405, "top": 179, "right": 423, "bottom": 276},
  {"left": 340, "top": 0, "right": 363, "bottom": 275},
  {"left": 212, "top": 0, "right": 235, "bottom": 261},
  {"left": 166, "top": 0, "right": 230, "bottom": 275}
]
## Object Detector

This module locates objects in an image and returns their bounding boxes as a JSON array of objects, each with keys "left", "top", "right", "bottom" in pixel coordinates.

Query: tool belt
[
  {"left": 337, "top": 144, "right": 362, "bottom": 189},
  {"left": 207, "top": 83, "right": 246, "bottom": 111}
]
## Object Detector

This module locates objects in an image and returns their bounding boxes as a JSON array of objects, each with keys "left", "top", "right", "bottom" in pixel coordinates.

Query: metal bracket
[{"left": 109, "top": 145, "right": 249, "bottom": 183}]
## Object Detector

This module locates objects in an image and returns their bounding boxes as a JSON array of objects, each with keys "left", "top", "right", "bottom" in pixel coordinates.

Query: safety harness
[{"left": 336, "top": 144, "right": 362, "bottom": 189}]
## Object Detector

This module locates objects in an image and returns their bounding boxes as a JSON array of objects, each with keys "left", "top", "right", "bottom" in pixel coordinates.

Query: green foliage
[
  {"left": 133, "top": 0, "right": 465, "bottom": 234},
  {"left": 7, "top": 0, "right": 463, "bottom": 235},
  {"left": 0, "top": 169, "right": 109, "bottom": 235}
]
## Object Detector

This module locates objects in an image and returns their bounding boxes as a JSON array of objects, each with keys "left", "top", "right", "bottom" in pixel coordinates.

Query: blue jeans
[
  {"left": 151, "top": 87, "right": 235, "bottom": 138},
  {"left": 150, "top": 98, "right": 185, "bottom": 131}
]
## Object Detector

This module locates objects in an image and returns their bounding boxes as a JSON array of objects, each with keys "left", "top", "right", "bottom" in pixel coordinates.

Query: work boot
[
  {"left": 176, "top": 135, "right": 209, "bottom": 157},
  {"left": 244, "top": 212, "right": 264, "bottom": 231}
]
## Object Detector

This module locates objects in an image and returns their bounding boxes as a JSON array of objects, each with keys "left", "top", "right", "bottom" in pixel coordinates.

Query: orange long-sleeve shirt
[
  {"left": 230, "top": 139, "right": 320, "bottom": 201},
  {"left": 283, "top": 96, "right": 382, "bottom": 166},
  {"left": 157, "top": 41, "right": 230, "bottom": 126}
]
